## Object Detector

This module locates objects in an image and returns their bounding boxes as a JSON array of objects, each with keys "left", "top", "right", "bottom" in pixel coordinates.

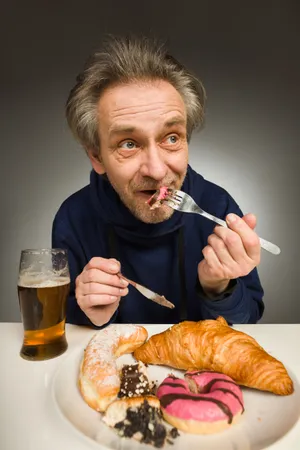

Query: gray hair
[{"left": 66, "top": 35, "right": 206, "bottom": 153}]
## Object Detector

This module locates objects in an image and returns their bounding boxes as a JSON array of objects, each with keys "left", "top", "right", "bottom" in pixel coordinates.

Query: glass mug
[{"left": 17, "top": 248, "right": 70, "bottom": 361}]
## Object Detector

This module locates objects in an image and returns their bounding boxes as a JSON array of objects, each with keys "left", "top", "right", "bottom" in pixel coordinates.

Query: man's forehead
[
  {"left": 97, "top": 81, "right": 187, "bottom": 137},
  {"left": 99, "top": 81, "right": 186, "bottom": 111},
  {"left": 108, "top": 115, "right": 186, "bottom": 136}
]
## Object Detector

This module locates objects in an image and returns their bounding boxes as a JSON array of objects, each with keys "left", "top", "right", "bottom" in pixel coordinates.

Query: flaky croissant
[{"left": 133, "top": 316, "right": 293, "bottom": 395}]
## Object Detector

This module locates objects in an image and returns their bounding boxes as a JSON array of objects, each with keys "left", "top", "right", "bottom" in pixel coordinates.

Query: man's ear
[{"left": 87, "top": 150, "right": 106, "bottom": 175}]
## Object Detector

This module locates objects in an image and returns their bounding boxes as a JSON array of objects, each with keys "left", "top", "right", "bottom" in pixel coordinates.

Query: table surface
[{"left": 1, "top": 322, "right": 300, "bottom": 450}]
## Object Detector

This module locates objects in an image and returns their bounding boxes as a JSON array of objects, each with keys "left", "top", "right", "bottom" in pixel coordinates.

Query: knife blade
[{"left": 118, "top": 273, "right": 175, "bottom": 309}]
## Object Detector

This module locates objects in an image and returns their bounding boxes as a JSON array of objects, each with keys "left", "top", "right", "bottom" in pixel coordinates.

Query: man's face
[{"left": 90, "top": 80, "right": 189, "bottom": 223}]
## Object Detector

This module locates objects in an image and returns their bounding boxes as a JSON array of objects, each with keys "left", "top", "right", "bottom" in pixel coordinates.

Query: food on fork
[
  {"left": 134, "top": 316, "right": 294, "bottom": 396},
  {"left": 147, "top": 186, "right": 172, "bottom": 210},
  {"left": 79, "top": 324, "right": 148, "bottom": 412},
  {"left": 156, "top": 372, "right": 244, "bottom": 434},
  {"left": 103, "top": 396, "right": 179, "bottom": 448}
]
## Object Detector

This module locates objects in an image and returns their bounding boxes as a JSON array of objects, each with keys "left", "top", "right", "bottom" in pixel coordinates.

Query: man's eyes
[
  {"left": 117, "top": 134, "right": 181, "bottom": 150},
  {"left": 119, "top": 140, "right": 138, "bottom": 150},
  {"left": 165, "top": 135, "right": 178, "bottom": 144}
]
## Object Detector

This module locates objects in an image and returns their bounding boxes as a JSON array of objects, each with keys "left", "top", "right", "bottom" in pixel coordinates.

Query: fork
[{"left": 165, "top": 190, "right": 281, "bottom": 255}]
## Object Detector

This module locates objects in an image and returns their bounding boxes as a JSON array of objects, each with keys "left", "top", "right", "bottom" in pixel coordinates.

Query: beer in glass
[{"left": 17, "top": 248, "right": 70, "bottom": 360}]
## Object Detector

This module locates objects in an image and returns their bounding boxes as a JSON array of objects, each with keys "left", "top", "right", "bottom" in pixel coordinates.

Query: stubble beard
[
  {"left": 125, "top": 199, "right": 174, "bottom": 224},
  {"left": 107, "top": 170, "right": 187, "bottom": 224}
]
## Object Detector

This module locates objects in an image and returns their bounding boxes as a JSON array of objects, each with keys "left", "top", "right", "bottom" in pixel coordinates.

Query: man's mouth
[
  {"left": 139, "top": 190, "right": 157, "bottom": 196},
  {"left": 137, "top": 187, "right": 172, "bottom": 209}
]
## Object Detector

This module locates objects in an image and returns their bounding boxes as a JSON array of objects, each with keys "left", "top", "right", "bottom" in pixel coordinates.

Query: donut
[
  {"left": 78, "top": 324, "right": 148, "bottom": 412},
  {"left": 118, "top": 362, "right": 154, "bottom": 398},
  {"left": 156, "top": 371, "right": 244, "bottom": 434},
  {"left": 103, "top": 396, "right": 179, "bottom": 447}
]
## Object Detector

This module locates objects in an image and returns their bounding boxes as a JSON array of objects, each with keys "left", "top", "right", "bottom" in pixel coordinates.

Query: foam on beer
[{"left": 18, "top": 274, "right": 70, "bottom": 288}]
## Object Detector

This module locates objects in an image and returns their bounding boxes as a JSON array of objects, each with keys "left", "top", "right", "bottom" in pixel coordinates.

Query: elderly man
[{"left": 52, "top": 35, "right": 264, "bottom": 328}]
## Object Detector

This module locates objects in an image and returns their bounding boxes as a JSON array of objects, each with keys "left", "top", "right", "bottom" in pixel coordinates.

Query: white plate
[{"left": 51, "top": 326, "right": 300, "bottom": 450}]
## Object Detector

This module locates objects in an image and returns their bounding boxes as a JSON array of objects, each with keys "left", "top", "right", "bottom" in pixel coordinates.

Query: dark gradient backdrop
[{"left": 1, "top": 1, "right": 299, "bottom": 322}]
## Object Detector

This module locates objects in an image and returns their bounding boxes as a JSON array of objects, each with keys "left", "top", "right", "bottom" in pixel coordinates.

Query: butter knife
[{"left": 118, "top": 273, "right": 175, "bottom": 309}]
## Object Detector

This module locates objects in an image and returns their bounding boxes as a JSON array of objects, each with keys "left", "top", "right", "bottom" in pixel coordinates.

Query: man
[{"left": 52, "top": 35, "right": 264, "bottom": 328}]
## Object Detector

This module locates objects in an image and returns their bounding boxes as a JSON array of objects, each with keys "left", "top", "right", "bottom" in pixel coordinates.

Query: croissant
[{"left": 133, "top": 316, "right": 294, "bottom": 396}]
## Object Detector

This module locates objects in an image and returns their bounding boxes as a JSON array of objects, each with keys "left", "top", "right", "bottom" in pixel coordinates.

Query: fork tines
[{"left": 167, "top": 189, "right": 183, "bottom": 203}]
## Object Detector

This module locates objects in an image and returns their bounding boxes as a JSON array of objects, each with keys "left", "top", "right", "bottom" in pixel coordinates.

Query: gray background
[{"left": 1, "top": 1, "right": 299, "bottom": 323}]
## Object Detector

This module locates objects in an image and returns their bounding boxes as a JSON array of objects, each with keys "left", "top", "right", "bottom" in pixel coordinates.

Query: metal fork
[{"left": 165, "top": 190, "right": 281, "bottom": 255}]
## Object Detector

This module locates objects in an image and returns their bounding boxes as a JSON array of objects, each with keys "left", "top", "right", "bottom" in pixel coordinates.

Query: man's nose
[{"left": 139, "top": 144, "right": 168, "bottom": 180}]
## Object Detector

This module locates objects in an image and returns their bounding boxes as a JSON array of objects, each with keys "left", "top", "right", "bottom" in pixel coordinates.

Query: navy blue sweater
[{"left": 52, "top": 166, "right": 264, "bottom": 327}]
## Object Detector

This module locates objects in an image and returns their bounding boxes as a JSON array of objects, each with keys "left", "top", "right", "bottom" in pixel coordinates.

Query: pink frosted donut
[{"left": 156, "top": 371, "right": 244, "bottom": 434}]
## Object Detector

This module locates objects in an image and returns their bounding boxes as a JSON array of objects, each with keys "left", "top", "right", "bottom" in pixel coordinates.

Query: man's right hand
[{"left": 75, "top": 257, "right": 129, "bottom": 326}]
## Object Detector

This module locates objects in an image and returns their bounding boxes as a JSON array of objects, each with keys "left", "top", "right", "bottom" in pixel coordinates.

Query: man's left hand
[{"left": 198, "top": 213, "right": 261, "bottom": 297}]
